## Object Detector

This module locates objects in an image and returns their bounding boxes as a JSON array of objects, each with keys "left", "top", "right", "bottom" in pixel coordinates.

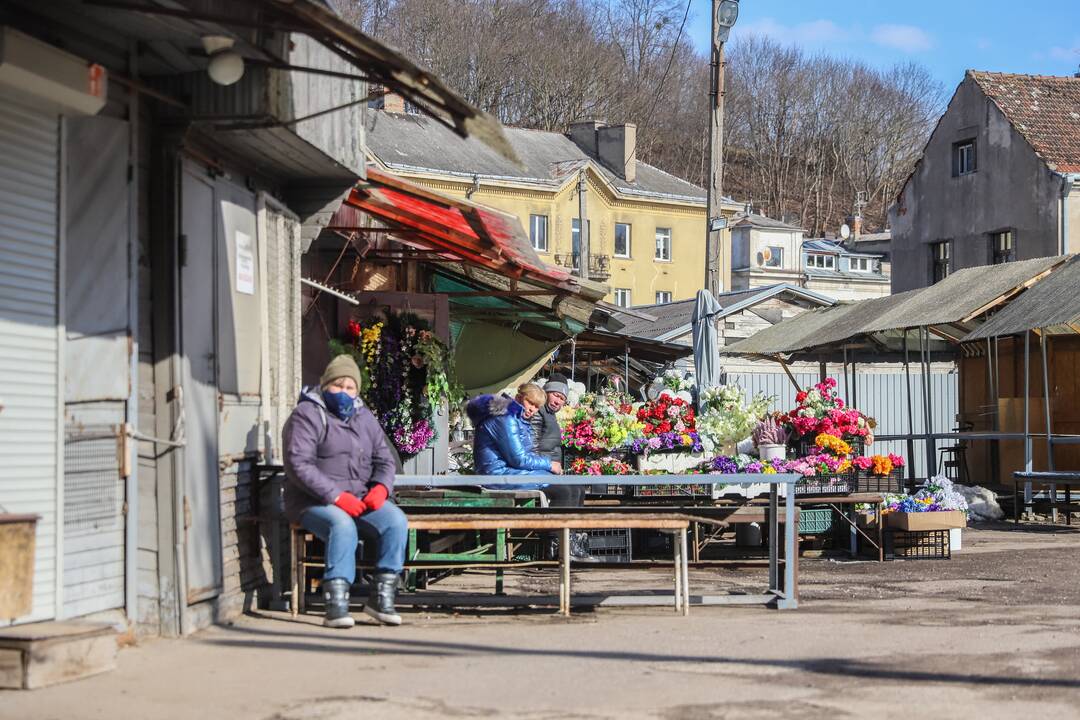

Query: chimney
[
  {"left": 568, "top": 120, "right": 602, "bottom": 157},
  {"left": 597, "top": 123, "right": 636, "bottom": 183},
  {"left": 371, "top": 86, "right": 406, "bottom": 113}
]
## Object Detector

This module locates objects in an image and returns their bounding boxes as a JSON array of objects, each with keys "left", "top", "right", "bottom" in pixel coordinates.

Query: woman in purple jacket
[{"left": 283, "top": 354, "right": 406, "bottom": 628}]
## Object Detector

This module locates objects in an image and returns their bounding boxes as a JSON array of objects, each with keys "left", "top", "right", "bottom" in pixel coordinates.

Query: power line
[{"left": 642, "top": 0, "right": 693, "bottom": 133}]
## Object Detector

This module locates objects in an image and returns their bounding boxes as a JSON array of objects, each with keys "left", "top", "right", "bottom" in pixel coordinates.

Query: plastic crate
[
  {"left": 793, "top": 435, "right": 865, "bottom": 458},
  {"left": 631, "top": 483, "right": 714, "bottom": 498},
  {"left": 794, "top": 471, "right": 855, "bottom": 497},
  {"left": 854, "top": 468, "right": 905, "bottom": 494},
  {"left": 884, "top": 528, "right": 951, "bottom": 560},
  {"left": 798, "top": 507, "right": 834, "bottom": 534},
  {"left": 583, "top": 528, "right": 631, "bottom": 550}
]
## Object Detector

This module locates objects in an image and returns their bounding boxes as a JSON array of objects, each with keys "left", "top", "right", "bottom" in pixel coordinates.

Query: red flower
[
  {"left": 795, "top": 391, "right": 807, "bottom": 403},
  {"left": 643, "top": 423, "right": 655, "bottom": 434},
  {"left": 658, "top": 421, "right": 672, "bottom": 434},
  {"left": 347, "top": 319, "right": 362, "bottom": 339}
]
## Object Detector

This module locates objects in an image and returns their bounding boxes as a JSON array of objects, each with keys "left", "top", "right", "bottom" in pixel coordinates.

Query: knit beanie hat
[
  {"left": 320, "top": 354, "right": 362, "bottom": 389},
  {"left": 543, "top": 375, "right": 569, "bottom": 399}
]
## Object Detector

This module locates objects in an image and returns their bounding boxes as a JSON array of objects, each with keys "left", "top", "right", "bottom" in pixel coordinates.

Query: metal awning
[
  {"left": 964, "top": 255, "right": 1080, "bottom": 339},
  {"left": 332, "top": 167, "right": 609, "bottom": 303}
]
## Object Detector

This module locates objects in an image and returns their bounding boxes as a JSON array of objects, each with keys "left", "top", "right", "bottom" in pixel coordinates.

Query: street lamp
[
  {"left": 714, "top": 0, "right": 740, "bottom": 42},
  {"left": 704, "top": 0, "right": 738, "bottom": 295}
]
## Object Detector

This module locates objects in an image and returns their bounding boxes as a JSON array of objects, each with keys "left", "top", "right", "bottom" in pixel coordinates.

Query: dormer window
[
  {"left": 805, "top": 253, "right": 835, "bottom": 270},
  {"left": 849, "top": 257, "right": 872, "bottom": 272}
]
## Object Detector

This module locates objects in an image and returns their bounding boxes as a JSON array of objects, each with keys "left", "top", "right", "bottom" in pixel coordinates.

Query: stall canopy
[
  {"left": 722, "top": 255, "right": 1070, "bottom": 361},
  {"left": 964, "top": 255, "right": 1080, "bottom": 340},
  {"left": 331, "top": 168, "right": 606, "bottom": 306}
]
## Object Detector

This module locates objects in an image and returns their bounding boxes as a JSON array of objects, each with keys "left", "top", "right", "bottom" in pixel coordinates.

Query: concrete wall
[
  {"left": 890, "top": 76, "right": 1067, "bottom": 293},
  {"left": 730, "top": 226, "right": 804, "bottom": 290}
]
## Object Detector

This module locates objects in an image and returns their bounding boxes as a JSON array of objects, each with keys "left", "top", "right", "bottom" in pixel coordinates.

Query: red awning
[{"left": 330, "top": 167, "right": 585, "bottom": 293}]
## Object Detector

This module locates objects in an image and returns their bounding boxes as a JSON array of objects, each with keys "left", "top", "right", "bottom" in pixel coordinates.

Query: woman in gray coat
[{"left": 283, "top": 354, "right": 407, "bottom": 628}]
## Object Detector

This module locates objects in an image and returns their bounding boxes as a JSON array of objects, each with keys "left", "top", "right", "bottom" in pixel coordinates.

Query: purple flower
[{"left": 711, "top": 456, "right": 738, "bottom": 473}]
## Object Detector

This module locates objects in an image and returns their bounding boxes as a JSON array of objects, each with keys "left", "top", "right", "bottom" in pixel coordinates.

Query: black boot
[
  {"left": 322, "top": 578, "right": 354, "bottom": 628},
  {"left": 363, "top": 571, "right": 402, "bottom": 626},
  {"left": 571, "top": 532, "right": 601, "bottom": 563}
]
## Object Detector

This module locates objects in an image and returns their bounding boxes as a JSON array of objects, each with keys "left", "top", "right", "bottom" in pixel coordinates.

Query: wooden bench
[{"left": 291, "top": 512, "right": 693, "bottom": 617}]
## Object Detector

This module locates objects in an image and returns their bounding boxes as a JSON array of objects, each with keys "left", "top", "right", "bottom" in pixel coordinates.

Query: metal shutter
[{"left": 0, "top": 99, "right": 60, "bottom": 623}]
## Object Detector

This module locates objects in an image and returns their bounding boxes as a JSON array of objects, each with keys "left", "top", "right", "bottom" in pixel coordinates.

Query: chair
[{"left": 937, "top": 420, "right": 972, "bottom": 484}]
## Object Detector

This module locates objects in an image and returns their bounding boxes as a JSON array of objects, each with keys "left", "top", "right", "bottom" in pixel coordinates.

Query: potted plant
[{"left": 752, "top": 416, "right": 789, "bottom": 461}]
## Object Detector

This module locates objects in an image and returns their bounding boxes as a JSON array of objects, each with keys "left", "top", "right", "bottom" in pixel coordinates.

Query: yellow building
[{"left": 364, "top": 108, "right": 742, "bottom": 305}]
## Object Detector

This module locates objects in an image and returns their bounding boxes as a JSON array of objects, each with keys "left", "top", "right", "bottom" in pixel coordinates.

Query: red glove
[
  {"left": 363, "top": 483, "right": 389, "bottom": 511},
  {"left": 334, "top": 491, "right": 366, "bottom": 517}
]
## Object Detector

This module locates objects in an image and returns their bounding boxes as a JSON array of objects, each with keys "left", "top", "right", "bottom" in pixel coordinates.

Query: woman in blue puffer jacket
[{"left": 466, "top": 384, "right": 563, "bottom": 488}]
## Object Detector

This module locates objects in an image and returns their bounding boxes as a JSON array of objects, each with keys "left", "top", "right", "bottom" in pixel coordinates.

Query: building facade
[
  {"left": 889, "top": 71, "right": 1080, "bottom": 293},
  {"left": 364, "top": 108, "right": 743, "bottom": 307},
  {"left": 730, "top": 215, "right": 890, "bottom": 300},
  {"left": 0, "top": 0, "right": 502, "bottom": 637}
]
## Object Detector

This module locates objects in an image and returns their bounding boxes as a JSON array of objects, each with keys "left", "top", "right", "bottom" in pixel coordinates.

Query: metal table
[{"left": 1012, "top": 471, "right": 1080, "bottom": 524}]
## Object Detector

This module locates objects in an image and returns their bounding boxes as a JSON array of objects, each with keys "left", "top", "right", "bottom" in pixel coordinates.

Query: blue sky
[{"left": 686, "top": 0, "right": 1080, "bottom": 87}]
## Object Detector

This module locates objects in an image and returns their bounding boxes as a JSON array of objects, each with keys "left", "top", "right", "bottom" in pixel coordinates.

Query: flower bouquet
[
  {"left": 569, "top": 456, "right": 635, "bottom": 476},
  {"left": 559, "top": 392, "right": 644, "bottom": 455},
  {"left": 752, "top": 416, "right": 789, "bottom": 461},
  {"left": 630, "top": 394, "right": 701, "bottom": 455},
  {"left": 696, "top": 385, "right": 773, "bottom": 454},
  {"left": 781, "top": 378, "right": 875, "bottom": 455}
]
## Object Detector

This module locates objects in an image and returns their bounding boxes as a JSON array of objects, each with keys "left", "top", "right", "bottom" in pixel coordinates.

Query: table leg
[
  {"left": 680, "top": 529, "right": 690, "bottom": 616},
  {"left": 560, "top": 527, "right": 571, "bottom": 616},
  {"left": 291, "top": 527, "right": 299, "bottom": 618},
  {"left": 673, "top": 533, "right": 682, "bottom": 617},
  {"left": 1052, "top": 484, "right": 1059, "bottom": 524},
  {"left": 768, "top": 485, "right": 779, "bottom": 593},
  {"left": 1068, "top": 486, "right": 1072, "bottom": 526},
  {"left": 1013, "top": 481, "right": 1020, "bottom": 524}
]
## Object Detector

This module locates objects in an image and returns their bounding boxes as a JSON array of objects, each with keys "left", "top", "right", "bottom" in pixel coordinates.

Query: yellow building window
[
  {"left": 530, "top": 214, "right": 548, "bottom": 252},
  {"left": 655, "top": 228, "right": 671, "bottom": 261},
  {"left": 614, "top": 223, "right": 631, "bottom": 258}
]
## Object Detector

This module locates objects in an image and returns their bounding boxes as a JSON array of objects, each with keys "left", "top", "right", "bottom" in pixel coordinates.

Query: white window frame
[
  {"left": 529, "top": 214, "right": 548, "bottom": 252},
  {"left": 614, "top": 288, "right": 632, "bottom": 308},
  {"left": 614, "top": 223, "right": 632, "bottom": 259},
  {"left": 654, "top": 228, "right": 671, "bottom": 261},
  {"left": 850, "top": 257, "right": 871, "bottom": 272},
  {"left": 655, "top": 291, "right": 673, "bottom": 304},
  {"left": 955, "top": 140, "right": 976, "bottom": 176}
]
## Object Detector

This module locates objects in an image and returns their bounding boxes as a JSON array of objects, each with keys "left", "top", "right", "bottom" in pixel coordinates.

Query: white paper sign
[{"left": 235, "top": 231, "right": 255, "bottom": 295}]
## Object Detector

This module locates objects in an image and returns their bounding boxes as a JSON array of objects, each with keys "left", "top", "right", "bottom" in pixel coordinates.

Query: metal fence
[{"left": 727, "top": 370, "right": 960, "bottom": 480}]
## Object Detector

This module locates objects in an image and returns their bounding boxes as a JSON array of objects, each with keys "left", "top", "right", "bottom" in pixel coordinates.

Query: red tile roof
[{"left": 969, "top": 71, "right": 1080, "bottom": 173}]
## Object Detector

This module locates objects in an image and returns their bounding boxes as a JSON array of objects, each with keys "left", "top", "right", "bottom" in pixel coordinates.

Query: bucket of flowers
[
  {"left": 780, "top": 378, "right": 874, "bottom": 457},
  {"left": 852, "top": 453, "right": 906, "bottom": 493},
  {"left": 702, "top": 453, "right": 788, "bottom": 499}
]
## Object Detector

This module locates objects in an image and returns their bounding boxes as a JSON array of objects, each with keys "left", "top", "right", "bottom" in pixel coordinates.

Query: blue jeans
[{"left": 299, "top": 501, "right": 408, "bottom": 583}]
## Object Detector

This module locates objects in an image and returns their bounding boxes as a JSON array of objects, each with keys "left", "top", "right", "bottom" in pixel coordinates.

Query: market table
[
  {"left": 1012, "top": 471, "right": 1080, "bottom": 524},
  {"left": 394, "top": 473, "right": 801, "bottom": 610}
]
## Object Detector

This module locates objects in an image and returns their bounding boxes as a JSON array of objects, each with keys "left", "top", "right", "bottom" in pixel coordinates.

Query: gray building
[
  {"left": 0, "top": 0, "right": 503, "bottom": 639},
  {"left": 890, "top": 71, "right": 1080, "bottom": 293}
]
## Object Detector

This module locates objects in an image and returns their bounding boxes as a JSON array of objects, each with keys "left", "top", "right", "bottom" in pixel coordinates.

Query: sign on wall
[{"left": 235, "top": 230, "right": 255, "bottom": 294}]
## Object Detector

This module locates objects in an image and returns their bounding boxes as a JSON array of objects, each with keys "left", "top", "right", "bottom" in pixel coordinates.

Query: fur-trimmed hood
[{"left": 466, "top": 393, "right": 521, "bottom": 427}]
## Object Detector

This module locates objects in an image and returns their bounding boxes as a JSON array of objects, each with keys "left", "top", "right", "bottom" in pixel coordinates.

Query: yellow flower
[{"left": 763, "top": 466, "right": 777, "bottom": 474}]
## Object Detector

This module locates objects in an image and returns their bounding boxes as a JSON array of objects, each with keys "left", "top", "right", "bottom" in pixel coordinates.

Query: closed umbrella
[{"left": 691, "top": 288, "right": 724, "bottom": 406}]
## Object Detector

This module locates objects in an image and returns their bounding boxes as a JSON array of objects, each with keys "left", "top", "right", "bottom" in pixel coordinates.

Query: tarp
[
  {"left": 454, "top": 321, "right": 559, "bottom": 396},
  {"left": 691, "top": 289, "right": 724, "bottom": 397}
]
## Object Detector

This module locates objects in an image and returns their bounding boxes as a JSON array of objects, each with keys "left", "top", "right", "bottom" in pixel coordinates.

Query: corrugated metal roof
[
  {"left": 866, "top": 256, "right": 1066, "bottom": 332},
  {"left": 964, "top": 256, "right": 1080, "bottom": 339},
  {"left": 365, "top": 110, "right": 708, "bottom": 203},
  {"left": 613, "top": 286, "right": 789, "bottom": 339},
  {"left": 722, "top": 256, "right": 1072, "bottom": 356}
]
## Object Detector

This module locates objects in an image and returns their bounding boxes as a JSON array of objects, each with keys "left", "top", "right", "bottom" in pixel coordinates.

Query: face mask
[{"left": 322, "top": 390, "right": 357, "bottom": 422}]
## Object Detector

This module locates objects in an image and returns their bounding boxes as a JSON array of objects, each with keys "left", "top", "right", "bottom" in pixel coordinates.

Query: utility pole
[
  {"left": 704, "top": 0, "right": 739, "bottom": 296},
  {"left": 577, "top": 171, "right": 590, "bottom": 280}
]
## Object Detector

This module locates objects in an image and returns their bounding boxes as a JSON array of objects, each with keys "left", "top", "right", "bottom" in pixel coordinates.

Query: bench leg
[
  {"left": 560, "top": 527, "right": 571, "bottom": 616},
  {"left": 290, "top": 527, "right": 300, "bottom": 618},
  {"left": 680, "top": 529, "right": 690, "bottom": 616}
]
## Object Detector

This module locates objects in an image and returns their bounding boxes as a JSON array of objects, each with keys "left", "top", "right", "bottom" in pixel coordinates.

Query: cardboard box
[{"left": 886, "top": 510, "right": 966, "bottom": 531}]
